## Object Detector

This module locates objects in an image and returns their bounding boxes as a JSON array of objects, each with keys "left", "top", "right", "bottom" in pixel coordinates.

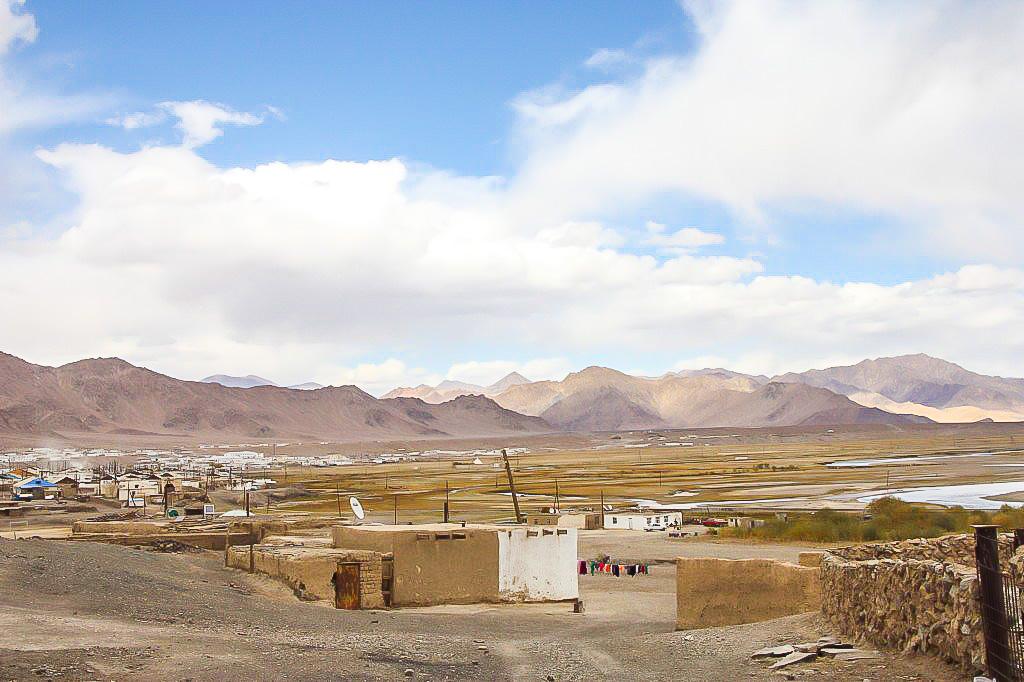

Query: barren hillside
[{"left": 0, "top": 352, "right": 550, "bottom": 441}]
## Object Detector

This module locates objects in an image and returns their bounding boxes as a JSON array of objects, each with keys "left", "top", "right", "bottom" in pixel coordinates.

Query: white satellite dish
[{"left": 349, "top": 496, "right": 365, "bottom": 520}]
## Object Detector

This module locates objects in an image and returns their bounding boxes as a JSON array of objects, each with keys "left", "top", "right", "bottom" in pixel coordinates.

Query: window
[{"left": 612, "top": 517, "right": 617, "bottom": 524}]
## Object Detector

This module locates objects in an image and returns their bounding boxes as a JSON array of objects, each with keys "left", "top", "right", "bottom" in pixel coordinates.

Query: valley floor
[{"left": 0, "top": 536, "right": 960, "bottom": 681}]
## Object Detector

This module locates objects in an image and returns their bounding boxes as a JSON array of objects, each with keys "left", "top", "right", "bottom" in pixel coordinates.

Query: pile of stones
[{"left": 751, "top": 636, "right": 880, "bottom": 673}]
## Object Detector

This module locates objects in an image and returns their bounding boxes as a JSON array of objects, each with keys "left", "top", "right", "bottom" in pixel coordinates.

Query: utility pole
[
  {"left": 502, "top": 449, "right": 523, "bottom": 524},
  {"left": 394, "top": 494, "right": 398, "bottom": 525},
  {"left": 600, "top": 490, "right": 605, "bottom": 528},
  {"left": 335, "top": 482, "right": 342, "bottom": 518},
  {"left": 554, "top": 479, "right": 560, "bottom": 513},
  {"left": 443, "top": 480, "right": 450, "bottom": 523}
]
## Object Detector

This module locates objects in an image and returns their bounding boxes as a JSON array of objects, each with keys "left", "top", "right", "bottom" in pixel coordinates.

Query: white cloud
[
  {"left": 584, "top": 48, "right": 631, "bottom": 70},
  {"left": 333, "top": 359, "right": 441, "bottom": 396},
  {"left": 3, "top": 0, "right": 1024, "bottom": 392},
  {"left": 513, "top": 0, "right": 1024, "bottom": 261},
  {"left": 0, "top": 1, "right": 109, "bottom": 137},
  {"left": 4, "top": 139, "right": 1023, "bottom": 388},
  {"left": 105, "top": 110, "right": 167, "bottom": 130},
  {"left": 644, "top": 221, "right": 724, "bottom": 252},
  {"left": 159, "top": 100, "right": 264, "bottom": 148},
  {"left": 0, "top": 0, "right": 35, "bottom": 55}
]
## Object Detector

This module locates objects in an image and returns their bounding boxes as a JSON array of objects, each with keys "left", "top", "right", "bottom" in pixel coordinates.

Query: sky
[{"left": 2, "top": 0, "right": 1024, "bottom": 395}]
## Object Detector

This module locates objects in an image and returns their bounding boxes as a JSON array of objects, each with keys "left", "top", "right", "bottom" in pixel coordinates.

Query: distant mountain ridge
[
  {"left": 490, "top": 365, "right": 922, "bottom": 430},
  {"left": 382, "top": 353, "right": 1023, "bottom": 429},
  {"left": 2, "top": 351, "right": 1018, "bottom": 443},
  {"left": 382, "top": 372, "right": 531, "bottom": 403},
  {"left": 0, "top": 353, "right": 547, "bottom": 440},
  {"left": 202, "top": 374, "right": 325, "bottom": 390},
  {"left": 774, "top": 354, "right": 1024, "bottom": 422}
]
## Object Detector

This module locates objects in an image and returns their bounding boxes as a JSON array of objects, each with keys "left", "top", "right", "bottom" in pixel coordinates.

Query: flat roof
[{"left": 336, "top": 522, "right": 517, "bottom": 533}]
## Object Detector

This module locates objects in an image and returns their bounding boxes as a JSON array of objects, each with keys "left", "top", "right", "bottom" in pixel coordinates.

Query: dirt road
[{"left": 0, "top": 538, "right": 959, "bottom": 681}]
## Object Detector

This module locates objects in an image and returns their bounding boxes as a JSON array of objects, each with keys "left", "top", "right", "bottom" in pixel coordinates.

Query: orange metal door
[{"left": 334, "top": 562, "right": 361, "bottom": 609}]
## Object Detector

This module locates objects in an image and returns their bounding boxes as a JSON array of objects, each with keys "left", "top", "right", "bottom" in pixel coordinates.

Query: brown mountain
[
  {"left": 382, "top": 371, "right": 531, "bottom": 403},
  {"left": 492, "top": 366, "right": 925, "bottom": 431},
  {"left": 774, "top": 354, "right": 1024, "bottom": 422},
  {"left": 0, "top": 352, "right": 550, "bottom": 441}
]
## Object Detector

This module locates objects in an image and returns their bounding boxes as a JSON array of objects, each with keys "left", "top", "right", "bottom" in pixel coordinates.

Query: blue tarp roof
[{"left": 14, "top": 477, "right": 58, "bottom": 488}]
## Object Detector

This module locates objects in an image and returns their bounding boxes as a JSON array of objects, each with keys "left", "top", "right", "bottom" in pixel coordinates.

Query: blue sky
[
  {"left": 22, "top": 1, "right": 686, "bottom": 171},
  {"left": 1, "top": 0, "right": 1023, "bottom": 392}
]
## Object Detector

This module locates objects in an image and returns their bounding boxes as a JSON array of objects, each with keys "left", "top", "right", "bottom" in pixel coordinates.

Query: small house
[
  {"left": 727, "top": 516, "right": 765, "bottom": 529},
  {"left": 603, "top": 511, "right": 682, "bottom": 530},
  {"left": 12, "top": 477, "right": 60, "bottom": 501},
  {"left": 332, "top": 523, "right": 578, "bottom": 606}
]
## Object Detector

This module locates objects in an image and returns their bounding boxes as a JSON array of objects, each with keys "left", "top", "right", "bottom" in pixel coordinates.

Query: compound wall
[{"left": 676, "top": 557, "right": 821, "bottom": 629}]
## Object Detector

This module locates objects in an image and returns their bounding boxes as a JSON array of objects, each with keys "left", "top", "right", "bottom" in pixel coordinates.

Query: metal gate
[
  {"left": 975, "top": 526, "right": 1024, "bottom": 681},
  {"left": 334, "top": 561, "right": 361, "bottom": 610}
]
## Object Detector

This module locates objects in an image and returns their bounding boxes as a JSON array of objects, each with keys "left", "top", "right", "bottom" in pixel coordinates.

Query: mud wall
[
  {"left": 333, "top": 525, "right": 500, "bottom": 606},
  {"left": 675, "top": 557, "right": 821, "bottom": 629},
  {"left": 820, "top": 534, "right": 1000, "bottom": 673},
  {"left": 228, "top": 545, "right": 384, "bottom": 608}
]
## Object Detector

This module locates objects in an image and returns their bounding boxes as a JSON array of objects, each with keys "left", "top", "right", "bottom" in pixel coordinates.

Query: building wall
[
  {"left": 228, "top": 545, "right": 384, "bottom": 608},
  {"left": 604, "top": 512, "right": 681, "bottom": 530},
  {"left": 333, "top": 526, "right": 501, "bottom": 606},
  {"left": 676, "top": 557, "right": 820, "bottom": 629},
  {"left": 497, "top": 528, "right": 578, "bottom": 601},
  {"left": 332, "top": 524, "right": 578, "bottom": 606},
  {"left": 526, "top": 514, "right": 599, "bottom": 529}
]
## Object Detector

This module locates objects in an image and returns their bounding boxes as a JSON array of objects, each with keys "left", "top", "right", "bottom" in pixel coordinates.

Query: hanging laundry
[
  {"left": 612, "top": 564, "right": 620, "bottom": 577},
  {"left": 626, "top": 565, "right": 636, "bottom": 576},
  {"left": 579, "top": 560, "right": 587, "bottom": 576}
]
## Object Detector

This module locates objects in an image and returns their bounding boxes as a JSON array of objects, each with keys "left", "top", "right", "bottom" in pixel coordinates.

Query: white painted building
[{"left": 603, "top": 511, "right": 682, "bottom": 530}]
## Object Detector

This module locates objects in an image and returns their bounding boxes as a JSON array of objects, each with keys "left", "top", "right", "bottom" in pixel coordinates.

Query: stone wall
[
  {"left": 676, "top": 557, "right": 821, "bottom": 629},
  {"left": 820, "top": 533, "right": 1013, "bottom": 673},
  {"left": 828, "top": 534, "right": 1013, "bottom": 566}
]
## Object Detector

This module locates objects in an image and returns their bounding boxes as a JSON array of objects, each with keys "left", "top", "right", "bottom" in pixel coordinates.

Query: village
[{"left": 3, "top": 429, "right": 1019, "bottom": 680}]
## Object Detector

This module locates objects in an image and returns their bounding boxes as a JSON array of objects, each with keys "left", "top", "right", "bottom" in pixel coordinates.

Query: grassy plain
[{"left": 261, "top": 423, "right": 1024, "bottom": 524}]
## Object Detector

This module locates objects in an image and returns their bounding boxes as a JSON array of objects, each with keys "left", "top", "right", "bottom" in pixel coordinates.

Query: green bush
[{"left": 722, "top": 498, "right": 1024, "bottom": 543}]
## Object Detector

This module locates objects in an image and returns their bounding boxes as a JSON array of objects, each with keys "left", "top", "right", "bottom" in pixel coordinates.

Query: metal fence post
[{"left": 975, "top": 525, "right": 1014, "bottom": 682}]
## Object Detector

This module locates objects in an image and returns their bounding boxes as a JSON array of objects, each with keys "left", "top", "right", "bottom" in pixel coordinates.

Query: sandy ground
[{"left": 0, "top": 535, "right": 961, "bottom": 681}]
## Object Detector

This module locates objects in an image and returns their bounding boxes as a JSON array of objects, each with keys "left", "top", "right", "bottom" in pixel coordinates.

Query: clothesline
[{"left": 579, "top": 559, "right": 650, "bottom": 577}]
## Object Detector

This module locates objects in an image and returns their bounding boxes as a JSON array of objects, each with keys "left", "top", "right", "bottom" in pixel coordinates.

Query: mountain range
[
  {"left": 0, "top": 353, "right": 545, "bottom": 441},
  {"left": 1, "top": 351, "right": 1020, "bottom": 442},
  {"left": 383, "top": 354, "right": 1024, "bottom": 427},
  {"left": 201, "top": 374, "right": 325, "bottom": 390},
  {"left": 382, "top": 372, "right": 530, "bottom": 403}
]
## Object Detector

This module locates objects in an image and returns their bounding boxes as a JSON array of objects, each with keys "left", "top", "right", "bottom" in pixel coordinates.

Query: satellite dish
[{"left": 349, "top": 496, "right": 365, "bottom": 520}]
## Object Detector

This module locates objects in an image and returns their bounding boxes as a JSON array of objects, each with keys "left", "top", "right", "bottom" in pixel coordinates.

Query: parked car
[
  {"left": 701, "top": 518, "right": 728, "bottom": 528},
  {"left": 645, "top": 522, "right": 667, "bottom": 532}
]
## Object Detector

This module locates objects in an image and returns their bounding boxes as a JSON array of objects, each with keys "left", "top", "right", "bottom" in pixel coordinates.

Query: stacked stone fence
[{"left": 821, "top": 533, "right": 1016, "bottom": 674}]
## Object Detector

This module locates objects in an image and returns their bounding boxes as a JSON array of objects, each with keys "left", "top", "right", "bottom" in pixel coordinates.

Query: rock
[
  {"left": 770, "top": 652, "right": 817, "bottom": 669},
  {"left": 752, "top": 645, "right": 795, "bottom": 659},
  {"left": 819, "top": 646, "right": 854, "bottom": 655},
  {"left": 834, "top": 649, "right": 881, "bottom": 662},
  {"left": 404, "top": 670, "right": 414, "bottom": 677},
  {"left": 793, "top": 642, "right": 820, "bottom": 653}
]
